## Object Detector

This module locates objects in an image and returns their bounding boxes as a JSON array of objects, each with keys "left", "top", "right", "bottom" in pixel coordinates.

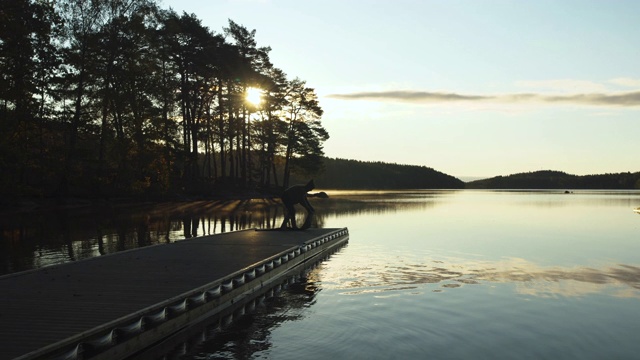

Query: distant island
[{"left": 465, "top": 170, "right": 640, "bottom": 190}]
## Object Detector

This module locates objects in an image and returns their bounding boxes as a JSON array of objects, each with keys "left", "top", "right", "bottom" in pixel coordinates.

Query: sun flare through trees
[
  {"left": 0, "top": 1, "right": 329, "bottom": 198},
  {"left": 245, "top": 87, "right": 263, "bottom": 107}
]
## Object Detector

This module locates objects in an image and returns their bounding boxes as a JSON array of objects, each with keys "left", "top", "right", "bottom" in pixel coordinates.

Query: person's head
[{"left": 305, "top": 179, "right": 315, "bottom": 191}]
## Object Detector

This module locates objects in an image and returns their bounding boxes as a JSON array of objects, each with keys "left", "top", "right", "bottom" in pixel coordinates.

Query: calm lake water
[{"left": 2, "top": 190, "right": 640, "bottom": 359}]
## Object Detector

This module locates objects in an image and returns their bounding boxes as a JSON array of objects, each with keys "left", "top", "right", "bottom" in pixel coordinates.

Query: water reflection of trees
[
  {"left": 177, "top": 276, "right": 319, "bottom": 360},
  {"left": 143, "top": 257, "right": 330, "bottom": 360},
  {"left": 0, "top": 195, "right": 434, "bottom": 275},
  {"left": 0, "top": 200, "right": 283, "bottom": 275}
]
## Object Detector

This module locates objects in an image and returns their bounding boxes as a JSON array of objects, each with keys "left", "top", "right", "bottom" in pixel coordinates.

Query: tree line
[
  {"left": 290, "top": 158, "right": 465, "bottom": 189},
  {"left": 1, "top": 0, "right": 328, "bottom": 200},
  {"left": 466, "top": 170, "right": 640, "bottom": 189}
]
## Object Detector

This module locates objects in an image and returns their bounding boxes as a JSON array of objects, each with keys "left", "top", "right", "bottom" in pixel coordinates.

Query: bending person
[{"left": 280, "top": 179, "right": 317, "bottom": 230}]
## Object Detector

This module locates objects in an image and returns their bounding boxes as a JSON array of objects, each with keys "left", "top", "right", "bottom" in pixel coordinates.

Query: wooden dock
[{"left": 0, "top": 227, "right": 349, "bottom": 360}]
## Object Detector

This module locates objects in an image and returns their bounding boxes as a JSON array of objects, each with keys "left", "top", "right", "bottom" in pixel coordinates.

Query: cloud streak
[{"left": 327, "top": 90, "right": 640, "bottom": 107}]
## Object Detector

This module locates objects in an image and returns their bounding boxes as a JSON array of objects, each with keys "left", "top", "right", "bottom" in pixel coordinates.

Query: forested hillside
[
  {"left": 466, "top": 170, "right": 640, "bottom": 189},
  {"left": 291, "top": 158, "right": 465, "bottom": 189}
]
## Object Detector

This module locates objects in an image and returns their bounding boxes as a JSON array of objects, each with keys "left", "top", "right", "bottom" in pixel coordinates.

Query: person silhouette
[{"left": 280, "top": 180, "right": 318, "bottom": 230}]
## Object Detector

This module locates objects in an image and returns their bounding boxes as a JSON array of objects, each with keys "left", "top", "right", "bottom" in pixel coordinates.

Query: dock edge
[{"left": 15, "top": 227, "right": 349, "bottom": 360}]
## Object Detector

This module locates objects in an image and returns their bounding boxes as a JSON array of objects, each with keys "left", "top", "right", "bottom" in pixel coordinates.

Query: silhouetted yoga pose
[{"left": 280, "top": 180, "right": 327, "bottom": 230}]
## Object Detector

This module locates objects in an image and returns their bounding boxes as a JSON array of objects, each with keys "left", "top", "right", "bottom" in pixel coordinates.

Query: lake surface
[{"left": 2, "top": 190, "right": 640, "bottom": 359}]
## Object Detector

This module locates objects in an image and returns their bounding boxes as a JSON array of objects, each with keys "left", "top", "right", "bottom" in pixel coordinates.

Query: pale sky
[{"left": 162, "top": 0, "right": 640, "bottom": 179}]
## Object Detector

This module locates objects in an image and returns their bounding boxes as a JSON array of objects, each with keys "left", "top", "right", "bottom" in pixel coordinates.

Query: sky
[{"left": 162, "top": 0, "right": 640, "bottom": 180}]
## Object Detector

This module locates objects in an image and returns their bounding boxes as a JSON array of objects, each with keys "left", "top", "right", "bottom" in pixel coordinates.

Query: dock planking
[{"left": 0, "top": 227, "right": 349, "bottom": 360}]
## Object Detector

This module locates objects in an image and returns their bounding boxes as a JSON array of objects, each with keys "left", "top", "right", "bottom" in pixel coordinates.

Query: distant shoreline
[{"left": 465, "top": 170, "right": 640, "bottom": 190}]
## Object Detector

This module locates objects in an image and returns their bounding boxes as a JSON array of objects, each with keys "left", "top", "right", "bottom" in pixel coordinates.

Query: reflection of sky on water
[
  {"left": 317, "top": 190, "right": 640, "bottom": 301},
  {"left": 322, "top": 255, "right": 640, "bottom": 299}
]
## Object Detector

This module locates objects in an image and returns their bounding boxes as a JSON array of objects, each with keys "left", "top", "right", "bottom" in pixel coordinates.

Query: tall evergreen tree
[
  {"left": 223, "top": 20, "right": 272, "bottom": 185},
  {"left": 0, "top": 0, "right": 62, "bottom": 197},
  {"left": 281, "top": 78, "right": 327, "bottom": 188}
]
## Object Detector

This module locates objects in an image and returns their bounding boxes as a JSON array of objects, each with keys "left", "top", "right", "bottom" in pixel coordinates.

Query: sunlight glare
[{"left": 246, "top": 87, "right": 263, "bottom": 107}]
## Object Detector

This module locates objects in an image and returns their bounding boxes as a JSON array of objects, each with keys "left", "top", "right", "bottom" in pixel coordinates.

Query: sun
[{"left": 245, "top": 87, "right": 263, "bottom": 107}]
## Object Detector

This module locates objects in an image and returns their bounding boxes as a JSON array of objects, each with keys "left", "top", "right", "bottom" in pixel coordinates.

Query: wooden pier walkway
[{"left": 0, "top": 227, "right": 349, "bottom": 360}]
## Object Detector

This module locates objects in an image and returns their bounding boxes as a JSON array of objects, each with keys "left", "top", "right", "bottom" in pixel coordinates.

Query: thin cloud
[
  {"left": 327, "top": 90, "right": 490, "bottom": 102},
  {"left": 326, "top": 90, "right": 640, "bottom": 107},
  {"left": 541, "top": 92, "right": 640, "bottom": 106}
]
